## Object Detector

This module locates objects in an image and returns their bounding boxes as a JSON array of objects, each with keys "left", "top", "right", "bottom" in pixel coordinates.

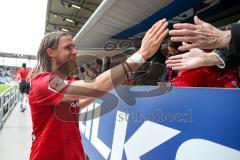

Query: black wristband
[
  {"left": 121, "top": 62, "right": 129, "bottom": 79},
  {"left": 123, "top": 61, "right": 134, "bottom": 79}
]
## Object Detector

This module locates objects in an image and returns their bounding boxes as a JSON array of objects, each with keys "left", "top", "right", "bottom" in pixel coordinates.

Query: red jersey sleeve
[{"left": 31, "top": 73, "right": 75, "bottom": 106}]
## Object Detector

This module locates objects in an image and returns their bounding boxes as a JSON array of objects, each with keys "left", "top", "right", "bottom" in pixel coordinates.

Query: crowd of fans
[
  {"left": 0, "top": 66, "right": 18, "bottom": 83},
  {"left": 78, "top": 58, "right": 103, "bottom": 81},
  {"left": 118, "top": 16, "right": 240, "bottom": 88},
  {"left": 85, "top": 30, "right": 240, "bottom": 89},
  {"left": 165, "top": 16, "right": 240, "bottom": 88}
]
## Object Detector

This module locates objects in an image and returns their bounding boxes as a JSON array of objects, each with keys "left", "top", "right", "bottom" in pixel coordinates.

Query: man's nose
[{"left": 72, "top": 48, "right": 77, "bottom": 56}]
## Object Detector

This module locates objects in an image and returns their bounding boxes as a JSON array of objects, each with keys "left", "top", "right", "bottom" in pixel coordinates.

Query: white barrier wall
[{"left": 0, "top": 85, "right": 19, "bottom": 128}]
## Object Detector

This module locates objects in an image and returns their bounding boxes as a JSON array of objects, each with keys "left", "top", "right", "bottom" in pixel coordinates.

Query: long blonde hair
[{"left": 28, "top": 31, "right": 71, "bottom": 80}]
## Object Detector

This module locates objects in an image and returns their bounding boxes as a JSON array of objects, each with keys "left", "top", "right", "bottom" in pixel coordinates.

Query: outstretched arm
[
  {"left": 62, "top": 19, "right": 169, "bottom": 105},
  {"left": 169, "top": 16, "right": 231, "bottom": 51},
  {"left": 165, "top": 48, "right": 223, "bottom": 70}
]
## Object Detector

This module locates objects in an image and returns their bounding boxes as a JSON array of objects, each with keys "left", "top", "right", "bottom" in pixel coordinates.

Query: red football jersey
[
  {"left": 29, "top": 72, "right": 85, "bottom": 160},
  {"left": 18, "top": 68, "right": 29, "bottom": 82}
]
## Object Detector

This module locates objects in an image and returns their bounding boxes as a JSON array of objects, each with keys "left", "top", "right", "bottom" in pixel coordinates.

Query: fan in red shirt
[
  {"left": 27, "top": 19, "right": 168, "bottom": 160},
  {"left": 17, "top": 63, "right": 30, "bottom": 112},
  {"left": 171, "top": 66, "right": 239, "bottom": 88},
  {"left": 167, "top": 44, "right": 239, "bottom": 88}
]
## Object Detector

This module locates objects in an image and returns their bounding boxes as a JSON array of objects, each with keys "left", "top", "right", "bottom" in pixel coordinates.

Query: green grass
[{"left": 0, "top": 84, "right": 11, "bottom": 94}]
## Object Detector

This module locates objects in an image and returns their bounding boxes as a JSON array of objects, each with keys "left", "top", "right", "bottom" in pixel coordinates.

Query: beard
[{"left": 57, "top": 57, "right": 78, "bottom": 77}]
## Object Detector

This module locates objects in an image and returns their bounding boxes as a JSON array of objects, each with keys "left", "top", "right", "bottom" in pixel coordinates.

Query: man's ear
[{"left": 47, "top": 48, "right": 56, "bottom": 58}]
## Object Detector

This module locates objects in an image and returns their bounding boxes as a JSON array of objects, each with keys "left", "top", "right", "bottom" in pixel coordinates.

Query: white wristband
[{"left": 127, "top": 52, "right": 145, "bottom": 66}]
